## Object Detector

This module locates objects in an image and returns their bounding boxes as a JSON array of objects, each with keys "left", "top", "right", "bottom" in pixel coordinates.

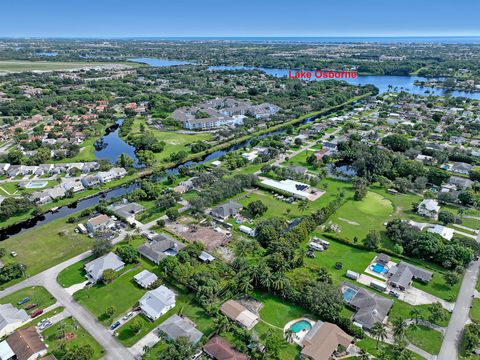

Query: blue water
[
  {"left": 372, "top": 263, "right": 387, "bottom": 274},
  {"left": 128, "top": 58, "right": 195, "bottom": 67},
  {"left": 208, "top": 65, "right": 480, "bottom": 99},
  {"left": 343, "top": 288, "right": 358, "bottom": 302},
  {"left": 36, "top": 52, "right": 58, "bottom": 57},
  {"left": 290, "top": 320, "right": 312, "bottom": 333}
]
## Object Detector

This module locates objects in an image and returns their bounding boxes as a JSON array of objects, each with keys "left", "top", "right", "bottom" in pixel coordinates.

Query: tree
[
  {"left": 298, "top": 200, "right": 309, "bottom": 212},
  {"left": 0, "top": 248, "right": 6, "bottom": 258},
  {"left": 438, "top": 211, "right": 456, "bottom": 225},
  {"left": 317, "top": 266, "right": 333, "bottom": 284},
  {"left": 137, "top": 150, "right": 156, "bottom": 166},
  {"left": 101, "top": 269, "right": 116, "bottom": 284},
  {"left": 116, "top": 153, "right": 134, "bottom": 168},
  {"left": 63, "top": 344, "right": 95, "bottom": 360},
  {"left": 130, "top": 318, "right": 143, "bottom": 334},
  {"left": 160, "top": 337, "right": 195, "bottom": 360},
  {"left": 116, "top": 245, "right": 138, "bottom": 263},
  {"left": 105, "top": 306, "right": 116, "bottom": 318},
  {"left": 246, "top": 200, "right": 268, "bottom": 218},
  {"left": 392, "top": 317, "right": 407, "bottom": 341},
  {"left": 92, "top": 238, "right": 113, "bottom": 258},
  {"left": 363, "top": 230, "right": 380, "bottom": 251},
  {"left": 427, "top": 302, "right": 447, "bottom": 324},
  {"left": 382, "top": 134, "right": 410, "bottom": 152},
  {"left": 166, "top": 208, "right": 179, "bottom": 221},
  {"left": 458, "top": 190, "right": 475, "bottom": 206},
  {"left": 444, "top": 271, "right": 460, "bottom": 286},
  {"left": 370, "top": 322, "right": 387, "bottom": 349}
]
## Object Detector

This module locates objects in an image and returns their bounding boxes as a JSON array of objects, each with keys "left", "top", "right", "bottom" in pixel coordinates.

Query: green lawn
[
  {"left": 0, "top": 60, "right": 114, "bottom": 72},
  {"left": 357, "top": 337, "right": 423, "bottom": 360},
  {"left": 43, "top": 317, "right": 105, "bottom": 360},
  {"left": 0, "top": 286, "right": 56, "bottom": 315},
  {"left": 57, "top": 256, "right": 95, "bottom": 288},
  {"left": 389, "top": 301, "right": 451, "bottom": 327},
  {"left": 0, "top": 218, "right": 95, "bottom": 287},
  {"left": 470, "top": 298, "right": 480, "bottom": 322},
  {"left": 406, "top": 325, "right": 443, "bottom": 354}
]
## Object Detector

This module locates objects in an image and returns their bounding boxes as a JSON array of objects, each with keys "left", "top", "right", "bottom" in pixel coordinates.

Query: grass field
[
  {"left": 406, "top": 325, "right": 443, "bottom": 354},
  {"left": 0, "top": 286, "right": 56, "bottom": 314},
  {"left": 470, "top": 298, "right": 480, "bottom": 322},
  {"left": 357, "top": 337, "right": 423, "bottom": 360},
  {"left": 0, "top": 217, "right": 94, "bottom": 285},
  {"left": 57, "top": 256, "right": 94, "bottom": 288},
  {"left": 43, "top": 317, "right": 105, "bottom": 359},
  {"left": 0, "top": 60, "right": 129, "bottom": 72}
]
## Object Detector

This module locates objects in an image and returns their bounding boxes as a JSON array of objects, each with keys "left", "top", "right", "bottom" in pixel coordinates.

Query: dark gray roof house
[
  {"left": 448, "top": 176, "right": 474, "bottom": 189},
  {"left": 388, "top": 262, "right": 433, "bottom": 290},
  {"left": 110, "top": 202, "right": 145, "bottom": 219},
  {"left": 346, "top": 286, "right": 393, "bottom": 330},
  {"left": 138, "top": 233, "right": 186, "bottom": 264},
  {"left": 157, "top": 314, "right": 203, "bottom": 344},
  {"left": 211, "top": 201, "right": 243, "bottom": 220}
]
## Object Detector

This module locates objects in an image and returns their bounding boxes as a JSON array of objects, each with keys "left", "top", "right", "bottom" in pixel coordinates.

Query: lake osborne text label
[{"left": 288, "top": 69, "right": 357, "bottom": 79}]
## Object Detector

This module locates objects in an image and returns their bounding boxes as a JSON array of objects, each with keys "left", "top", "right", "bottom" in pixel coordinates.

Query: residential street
[{"left": 438, "top": 258, "right": 480, "bottom": 360}]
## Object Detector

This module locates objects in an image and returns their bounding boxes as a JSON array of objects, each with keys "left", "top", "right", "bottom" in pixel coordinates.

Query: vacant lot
[
  {"left": 406, "top": 325, "right": 443, "bottom": 354},
  {"left": 1, "top": 218, "right": 94, "bottom": 283}
]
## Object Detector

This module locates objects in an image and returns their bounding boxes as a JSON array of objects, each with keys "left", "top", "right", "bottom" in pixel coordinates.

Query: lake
[{"left": 128, "top": 58, "right": 195, "bottom": 67}]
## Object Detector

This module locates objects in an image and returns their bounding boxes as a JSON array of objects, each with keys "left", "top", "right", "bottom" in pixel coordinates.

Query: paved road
[
  {"left": 438, "top": 258, "right": 480, "bottom": 360},
  {"left": 0, "top": 230, "right": 135, "bottom": 360}
]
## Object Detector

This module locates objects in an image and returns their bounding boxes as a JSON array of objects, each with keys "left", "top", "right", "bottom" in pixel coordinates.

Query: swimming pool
[
  {"left": 343, "top": 287, "right": 358, "bottom": 302},
  {"left": 290, "top": 320, "right": 312, "bottom": 333},
  {"left": 25, "top": 180, "right": 48, "bottom": 189},
  {"left": 371, "top": 263, "right": 388, "bottom": 274}
]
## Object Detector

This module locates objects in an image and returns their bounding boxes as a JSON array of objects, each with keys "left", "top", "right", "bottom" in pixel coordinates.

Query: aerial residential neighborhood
[{"left": 0, "top": 2, "right": 479, "bottom": 360}]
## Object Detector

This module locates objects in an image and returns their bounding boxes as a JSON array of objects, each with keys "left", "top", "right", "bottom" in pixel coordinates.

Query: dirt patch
[
  {"left": 64, "top": 332, "right": 76, "bottom": 341},
  {"left": 338, "top": 217, "right": 360, "bottom": 226},
  {"left": 166, "top": 222, "right": 231, "bottom": 251}
]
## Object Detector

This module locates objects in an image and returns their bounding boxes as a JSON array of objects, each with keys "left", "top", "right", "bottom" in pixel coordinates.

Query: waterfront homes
[
  {"left": 157, "top": 314, "right": 203, "bottom": 344},
  {"left": 342, "top": 284, "right": 393, "bottom": 330},
  {"left": 300, "top": 322, "right": 353, "bottom": 360},
  {"left": 84, "top": 252, "right": 125, "bottom": 283},
  {"left": 387, "top": 262, "right": 433, "bottom": 291},
  {"left": 417, "top": 199, "right": 440, "bottom": 220},
  {"left": 171, "top": 97, "right": 280, "bottom": 130},
  {"left": 220, "top": 300, "right": 259, "bottom": 330},
  {"left": 211, "top": 201, "right": 243, "bottom": 220},
  {"left": 203, "top": 335, "right": 249, "bottom": 360},
  {"left": 0, "top": 304, "right": 29, "bottom": 338},
  {"left": 139, "top": 285, "right": 176, "bottom": 321},
  {"left": 138, "top": 233, "right": 186, "bottom": 264},
  {"left": 86, "top": 214, "right": 115, "bottom": 233},
  {"left": 109, "top": 201, "right": 144, "bottom": 219},
  {"left": 133, "top": 269, "right": 158, "bottom": 289}
]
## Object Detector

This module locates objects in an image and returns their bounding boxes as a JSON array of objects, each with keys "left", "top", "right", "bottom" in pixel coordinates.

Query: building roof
[
  {"left": 220, "top": 300, "right": 259, "bottom": 329},
  {"left": 0, "top": 340, "right": 14, "bottom": 360},
  {"left": 157, "top": 314, "right": 203, "bottom": 344},
  {"left": 388, "top": 262, "right": 433, "bottom": 288},
  {"left": 139, "top": 285, "right": 175, "bottom": 319},
  {"left": 419, "top": 199, "right": 440, "bottom": 212},
  {"left": 348, "top": 287, "right": 393, "bottom": 329},
  {"left": 212, "top": 201, "right": 243, "bottom": 218},
  {"left": 199, "top": 251, "right": 215, "bottom": 263},
  {"left": 133, "top": 270, "right": 158, "bottom": 288},
  {"left": 428, "top": 225, "right": 455, "bottom": 240},
  {"left": 203, "top": 335, "right": 249, "bottom": 360},
  {"left": 0, "top": 304, "right": 29, "bottom": 331},
  {"left": 6, "top": 326, "right": 46, "bottom": 360},
  {"left": 301, "top": 322, "right": 353, "bottom": 360},
  {"left": 138, "top": 235, "right": 186, "bottom": 264},
  {"left": 84, "top": 252, "right": 125, "bottom": 281},
  {"left": 376, "top": 253, "right": 390, "bottom": 264},
  {"left": 110, "top": 202, "right": 144, "bottom": 219},
  {"left": 448, "top": 176, "right": 473, "bottom": 189},
  {"left": 87, "top": 214, "right": 112, "bottom": 227}
]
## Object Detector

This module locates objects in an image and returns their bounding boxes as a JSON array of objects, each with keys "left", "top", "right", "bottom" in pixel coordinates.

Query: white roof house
[
  {"left": 0, "top": 304, "right": 29, "bottom": 338},
  {"left": 428, "top": 225, "right": 455, "bottom": 240},
  {"left": 0, "top": 340, "right": 14, "bottom": 360},
  {"left": 139, "top": 285, "right": 176, "bottom": 321},
  {"left": 417, "top": 199, "right": 440, "bottom": 219},
  {"left": 198, "top": 251, "right": 215, "bottom": 263},
  {"left": 260, "top": 178, "right": 311, "bottom": 200},
  {"left": 133, "top": 270, "right": 158, "bottom": 289},
  {"left": 84, "top": 252, "right": 125, "bottom": 283}
]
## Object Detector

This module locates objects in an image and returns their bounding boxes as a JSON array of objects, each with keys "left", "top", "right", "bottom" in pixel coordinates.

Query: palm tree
[
  {"left": 213, "top": 315, "right": 230, "bottom": 334},
  {"left": 298, "top": 200, "right": 309, "bottom": 212},
  {"left": 358, "top": 349, "right": 370, "bottom": 360},
  {"left": 370, "top": 322, "right": 387, "bottom": 349},
  {"left": 318, "top": 266, "right": 332, "bottom": 284},
  {"left": 271, "top": 273, "right": 288, "bottom": 293},
  {"left": 260, "top": 268, "right": 273, "bottom": 290},
  {"left": 409, "top": 308, "right": 423, "bottom": 327},
  {"left": 392, "top": 317, "right": 407, "bottom": 341},
  {"left": 238, "top": 275, "right": 253, "bottom": 294}
]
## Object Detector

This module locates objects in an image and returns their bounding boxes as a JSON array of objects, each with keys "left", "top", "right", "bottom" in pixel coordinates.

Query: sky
[{"left": 1, "top": 0, "right": 479, "bottom": 38}]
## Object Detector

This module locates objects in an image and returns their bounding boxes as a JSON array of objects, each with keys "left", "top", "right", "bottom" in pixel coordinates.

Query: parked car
[
  {"left": 389, "top": 290, "right": 400, "bottom": 298},
  {"left": 31, "top": 309, "right": 43, "bottom": 318},
  {"left": 110, "top": 321, "right": 121, "bottom": 330},
  {"left": 122, "top": 312, "right": 134, "bottom": 321},
  {"left": 17, "top": 297, "right": 30, "bottom": 305},
  {"left": 10, "top": 251, "right": 17, "bottom": 257},
  {"left": 24, "top": 303, "right": 37, "bottom": 311}
]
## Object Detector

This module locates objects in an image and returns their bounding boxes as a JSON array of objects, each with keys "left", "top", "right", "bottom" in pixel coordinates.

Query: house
[
  {"left": 428, "top": 224, "right": 455, "bottom": 240},
  {"left": 2, "top": 326, "right": 47, "bottom": 360},
  {"left": 139, "top": 285, "right": 176, "bottom": 321},
  {"left": 387, "top": 262, "right": 433, "bottom": 291},
  {"left": 133, "top": 270, "right": 158, "bottom": 289},
  {"left": 220, "top": 300, "right": 259, "bottom": 330},
  {"left": 84, "top": 252, "right": 125, "bottom": 283},
  {"left": 63, "top": 179, "right": 85, "bottom": 193},
  {"left": 138, "top": 233, "right": 186, "bottom": 264},
  {"left": 198, "top": 251, "right": 215, "bottom": 263},
  {"left": 300, "top": 322, "right": 353, "bottom": 360},
  {"left": 81, "top": 175, "right": 100, "bottom": 188},
  {"left": 417, "top": 199, "right": 440, "bottom": 220},
  {"left": 29, "top": 191, "right": 52, "bottom": 205},
  {"left": 86, "top": 214, "right": 114, "bottom": 233},
  {"left": 211, "top": 201, "right": 243, "bottom": 220},
  {"left": 344, "top": 286, "right": 393, "bottom": 330},
  {"left": 203, "top": 335, "right": 249, "bottom": 360},
  {"left": 451, "top": 162, "right": 472, "bottom": 175},
  {"left": 0, "top": 304, "right": 29, "bottom": 338},
  {"left": 448, "top": 176, "right": 473, "bottom": 190},
  {"left": 157, "top": 314, "right": 203, "bottom": 343},
  {"left": 109, "top": 201, "right": 144, "bottom": 219}
]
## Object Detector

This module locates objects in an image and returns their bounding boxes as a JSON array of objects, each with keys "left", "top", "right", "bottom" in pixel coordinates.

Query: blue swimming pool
[
  {"left": 372, "top": 263, "right": 388, "bottom": 274},
  {"left": 343, "top": 287, "right": 358, "bottom": 302},
  {"left": 290, "top": 320, "right": 312, "bottom": 333}
]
